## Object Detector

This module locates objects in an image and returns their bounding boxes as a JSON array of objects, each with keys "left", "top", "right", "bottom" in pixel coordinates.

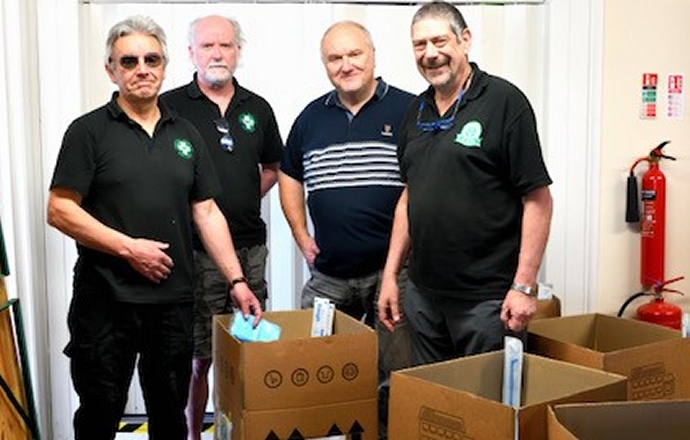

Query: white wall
[{"left": 598, "top": 0, "right": 690, "bottom": 315}]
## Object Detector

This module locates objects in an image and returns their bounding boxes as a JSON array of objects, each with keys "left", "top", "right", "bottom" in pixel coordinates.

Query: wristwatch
[
  {"left": 511, "top": 282, "right": 538, "bottom": 297},
  {"left": 230, "top": 276, "right": 248, "bottom": 288}
]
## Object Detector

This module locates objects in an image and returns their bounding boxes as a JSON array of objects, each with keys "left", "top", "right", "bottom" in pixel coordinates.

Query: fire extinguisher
[{"left": 619, "top": 141, "right": 684, "bottom": 330}]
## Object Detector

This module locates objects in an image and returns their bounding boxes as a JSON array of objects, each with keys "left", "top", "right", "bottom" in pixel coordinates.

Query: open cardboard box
[
  {"left": 213, "top": 310, "right": 378, "bottom": 440},
  {"left": 388, "top": 351, "right": 627, "bottom": 440},
  {"left": 547, "top": 400, "right": 690, "bottom": 440},
  {"left": 528, "top": 313, "right": 690, "bottom": 400}
]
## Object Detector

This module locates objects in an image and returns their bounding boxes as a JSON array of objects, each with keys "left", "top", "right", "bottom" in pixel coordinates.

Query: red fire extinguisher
[{"left": 620, "top": 141, "right": 684, "bottom": 330}]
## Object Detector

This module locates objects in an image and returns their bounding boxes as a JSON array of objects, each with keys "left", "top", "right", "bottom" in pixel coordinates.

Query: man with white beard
[{"left": 160, "top": 15, "right": 283, "bottom": 440}]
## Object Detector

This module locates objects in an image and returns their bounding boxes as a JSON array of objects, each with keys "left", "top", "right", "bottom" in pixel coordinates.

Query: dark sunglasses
[
  {"left": 214, "top": 118, "right": 235, "bottom": 153},
  {"left": 113, "top": 53, "right": 163, "bottom": 70}
]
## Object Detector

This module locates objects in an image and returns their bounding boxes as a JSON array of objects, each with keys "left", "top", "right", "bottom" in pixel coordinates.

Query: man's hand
[
  {"left": 297, "top": 235, "right": 320, "bottom": 267},
  {"left": 377, "top": 277, "right": 401, "bottom": 333},
  {"left": 124, "top": 238, "right": 173, "bottom": 283},
  {"left": 500, "top": 289, "right": 537, "bottom": 332},
  {"left": 230, "top": 282, "right": 263, "bottom": 327}
]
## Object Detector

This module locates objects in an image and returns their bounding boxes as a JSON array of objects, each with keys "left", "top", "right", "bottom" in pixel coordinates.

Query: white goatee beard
[{"left": 201, "top": 67, "right": 232, "bottom": 87}]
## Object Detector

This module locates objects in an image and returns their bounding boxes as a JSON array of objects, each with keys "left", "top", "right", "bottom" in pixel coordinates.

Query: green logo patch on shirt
[
  {"left": 174, "top": 138, "right": 194, "bottom": 159},
  {"left": 455, "top": 120, "right": 483, "bottom": 148},
  {"left": 238, "top": 113, "right": 256, "bottom": 133}
]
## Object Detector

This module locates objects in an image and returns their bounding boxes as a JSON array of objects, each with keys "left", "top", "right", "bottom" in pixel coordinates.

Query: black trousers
[
  {"left": 65, "top": 294, "right": 193, "bottom": 440},
  {"left": 404, "top": 280, "right": 525, "bottom": 366}
]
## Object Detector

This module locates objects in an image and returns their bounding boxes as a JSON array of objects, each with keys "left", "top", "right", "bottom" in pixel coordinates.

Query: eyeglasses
[
  {"left": 214, "top": 118, "right": 235, "bottom": 153},
  {"left": 112, "top": 53, "right": 164, "bottom": 70},
  {"left": 415, "top": 96, "right": 462, "bottom": 132}
]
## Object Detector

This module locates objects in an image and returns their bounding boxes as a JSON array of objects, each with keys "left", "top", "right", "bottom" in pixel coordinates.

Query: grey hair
[
  {"left": 320, "top": 20, "right": 375, "bottom": 61},
  {"left": 412, "top": 1, "right": 468, "bottom": 40},
  {"left": 188, "top": 16, "right": 245, "bottom": 47},
  {"left": 105, "top": 15, "right": 169, "bottom": 67}
]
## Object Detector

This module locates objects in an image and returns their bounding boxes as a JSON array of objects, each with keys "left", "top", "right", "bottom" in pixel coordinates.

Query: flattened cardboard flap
[
  {"left": 529, "top": 314, "right": 682, "bottom": 352},
  {"left": 548, "top": 400, "right": 690, "bottom": 440}
]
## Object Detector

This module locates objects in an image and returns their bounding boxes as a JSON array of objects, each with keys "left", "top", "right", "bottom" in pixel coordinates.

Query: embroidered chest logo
[
  {"left": 381, "top": 124, "right": 393, "bottom": 137},
  {"left": 238, "top": 113, "right": 256, "bottom": 133},
  {"left": 174, "top": 138, "right": 194, "bottom": 159},
  {"left": 455, "top": 120, "right": 483, "bottom": 148}
]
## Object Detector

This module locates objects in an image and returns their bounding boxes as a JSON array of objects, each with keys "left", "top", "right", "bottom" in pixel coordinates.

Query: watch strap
[
  {"left": 511, "top": 282, "right": 538, "bottom": 297},
  {"left": 230, "top": 276, "right": 248, "bottom": 288}
]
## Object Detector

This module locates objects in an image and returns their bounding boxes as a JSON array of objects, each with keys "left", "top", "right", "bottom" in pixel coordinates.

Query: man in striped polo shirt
[{"left": 279, "top": 20, "right": 414, "bottom": 440}]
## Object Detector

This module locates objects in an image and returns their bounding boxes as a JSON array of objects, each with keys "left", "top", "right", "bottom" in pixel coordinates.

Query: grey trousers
[{"left": 301, "top": 267, "right": 412, "bottom": 440}]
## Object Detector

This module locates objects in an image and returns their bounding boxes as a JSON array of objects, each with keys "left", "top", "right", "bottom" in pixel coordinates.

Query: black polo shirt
[
  {"left": 399, "top": 63, "right": 552, "bottom": 297},
  {"left": 160, "top": 76, "right": 284, "bottom": 249},
  {"left": 50, "top": 92, "right": 220, "bottom": 304}
]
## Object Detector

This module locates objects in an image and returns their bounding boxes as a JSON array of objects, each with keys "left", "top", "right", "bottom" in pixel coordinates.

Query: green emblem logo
[
  {"left": 174, "top": 138, "right": 194, "bottom": 159},
  {"left": 238, "top": 113, "right": 256, "bottom": 133},
  {"left": 454, "top": 120, "right": 483, "bottom": 148}
]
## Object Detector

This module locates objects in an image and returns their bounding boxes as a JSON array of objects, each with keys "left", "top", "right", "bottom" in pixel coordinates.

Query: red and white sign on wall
[
  {"left": 640, "top": 73, "right": 658, "bottom": 119},
  {"left": 666, "top": 74, "right": 684, "bottom": 119}
]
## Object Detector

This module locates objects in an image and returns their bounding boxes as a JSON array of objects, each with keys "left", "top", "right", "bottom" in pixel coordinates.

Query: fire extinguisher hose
[
  {"left": 625, "top": 156, "right": 649, "bottom": 224},
  {"left": 617, "top": 291, "right": 647, "bottom": 317},
  {"left": 625, "top": 171, "right": 640, "bottom": 223}
]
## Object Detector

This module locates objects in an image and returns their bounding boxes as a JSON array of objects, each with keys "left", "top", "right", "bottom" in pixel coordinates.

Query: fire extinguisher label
[
  {"left": 641, "top": 200, "right": 656, "bottom": 237},
  {"left": 640, "top": 73, "right": 658, "bottom": 119},
  {"left": 667, "top": 74, "right": 684, "bottom": 119},
  {"left": 641, "top": 189, "right": 656, "bottom": 200},
  {"left": 641, "top": 220, "right": 655, "bottom": 237}
]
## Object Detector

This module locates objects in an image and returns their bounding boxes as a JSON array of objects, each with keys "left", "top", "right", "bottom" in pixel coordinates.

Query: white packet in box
[
  {"left": 311, "top": 296, "right": 334, "bottom": 337},
  {"left": 503, "top": 335, "right": 524, "bottom": 440}
]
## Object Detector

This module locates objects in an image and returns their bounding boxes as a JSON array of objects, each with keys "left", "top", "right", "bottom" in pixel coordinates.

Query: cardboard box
[
  {"left": 534, "top": 296, "right": 561, "bottom": 320},
  {"left": 528, "top": 313, "right": 690, "bottom": 400},
  {"left": 388, "top": 351, "right": 627, "bottom": 440},
  {"left": 213, "top": 310, "right": 378, "bottom": 440},
  {"left": 547, "top": 400, "right": 690, "bottom": 440}
]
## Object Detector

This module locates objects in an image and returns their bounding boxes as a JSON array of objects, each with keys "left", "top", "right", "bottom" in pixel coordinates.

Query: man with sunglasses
[
  {"left": 47, "top": 15, "right": 261, "bottom": 440},
  {"left": 378, "top": 1, "right": 553, "bottom": 367},
  {"left": 279, "top": 21, "right": 414, "bottom": 440},
  {"left": 159, "top": 15, "right": 283, "bottom": 440}
]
